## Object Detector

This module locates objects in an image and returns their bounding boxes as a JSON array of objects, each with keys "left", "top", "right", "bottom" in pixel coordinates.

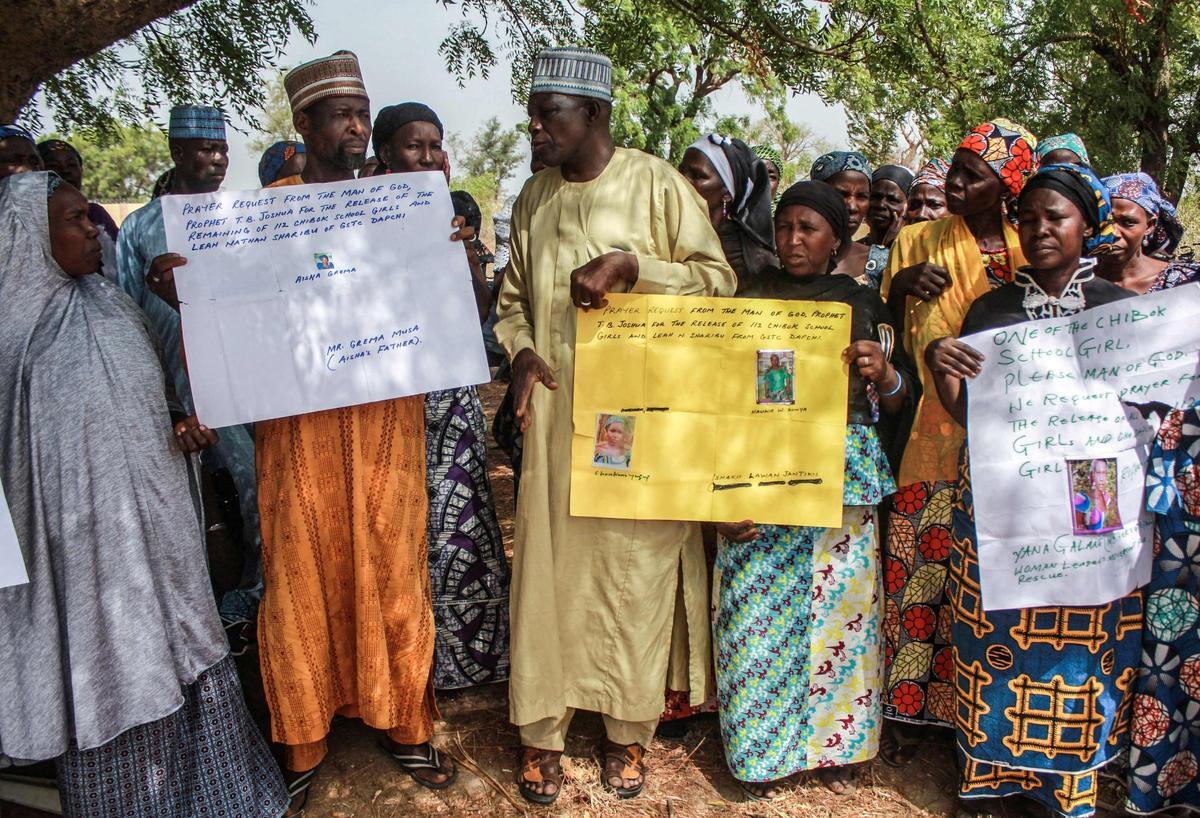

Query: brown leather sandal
[
  {"left": 515, "top": 746, "right": 563, "bottom": 805},
  {"left": 601, "top": 740, "right": 645, "bottom": 799}
]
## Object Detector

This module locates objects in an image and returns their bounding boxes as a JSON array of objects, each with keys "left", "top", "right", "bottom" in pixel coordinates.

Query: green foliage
[
  {"left": 45, "top": 123, "right": 172, "bottom": 201},
  {"left": 448, "top": 172, "right": 501, "bottom": 248},
  {"left": 248, "top": 72, "right": 300, "bottom": 155},
  {"left": 31, "top": 0, "right": 314, "bottom": 143},
  {"left": 453, "top": 116, "right": 525, "bottom": 185}
]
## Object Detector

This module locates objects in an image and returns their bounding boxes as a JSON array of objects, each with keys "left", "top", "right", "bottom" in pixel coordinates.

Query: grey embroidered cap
[{"left": 530, "top": 47, "right": 613, "bottom": 102}]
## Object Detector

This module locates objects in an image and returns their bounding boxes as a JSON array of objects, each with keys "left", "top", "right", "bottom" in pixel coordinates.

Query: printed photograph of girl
[
  {"left": 756, "top": 350, "right": 795, "bottom": 404},
  {"left": 1069, "top": 457, "right": 1122, "bottom": 534},
  {"left": 593, "top": 414, "right": 634, "bottom": 470}
]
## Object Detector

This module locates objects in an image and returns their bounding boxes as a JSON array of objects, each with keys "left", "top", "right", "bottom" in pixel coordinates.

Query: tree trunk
[{"left": 0, "top": 0, "right": 197, "bottom": 121}]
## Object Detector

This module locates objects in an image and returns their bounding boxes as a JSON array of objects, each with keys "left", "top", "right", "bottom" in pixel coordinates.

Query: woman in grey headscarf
[{"left": 0, "top": 172, "right": 286, "bottom": 818}]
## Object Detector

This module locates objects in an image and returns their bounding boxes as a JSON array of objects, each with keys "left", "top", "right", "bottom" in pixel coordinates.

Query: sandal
[
  {"left": 515, "top": 746, "right": 564, "bottom": 806},
  {"left": 817, "top": 764, "right": 857, "bottom": 796},
  {"left": 283, "top": 767, "right": 317, "bottom": 817},
  {"left": 382, "top": 740, "right": 459, "bottom": 790},
  {"left": 601, "top": 740, "right": 645, "bottom": 799},
  {"left": 740, "top": 779, "right": 786, "bottom": 801}
]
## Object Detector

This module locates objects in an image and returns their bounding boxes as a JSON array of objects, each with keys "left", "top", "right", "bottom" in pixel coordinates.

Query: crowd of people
[{"left": 0, "top": 41, "right": 1197, "bottom": 818}]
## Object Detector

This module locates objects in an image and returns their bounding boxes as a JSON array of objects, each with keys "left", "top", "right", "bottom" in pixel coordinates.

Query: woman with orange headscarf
[{"left": 877, "top": 120, "right": 1035, "bottom": 764}]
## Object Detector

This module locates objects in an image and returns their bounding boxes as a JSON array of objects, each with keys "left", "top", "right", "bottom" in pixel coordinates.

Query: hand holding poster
[
  {"left": 963, "top": 284, "right": 1200, "bottom": 610},
  {"left": 571, "top": 293, "right": 850, "bottom": 528},
  {"left": 161, "top": 172, "right": 489, "bottom": 427},
  {"left": 0, "top": 476, "right": 28, "bottom": 589}
]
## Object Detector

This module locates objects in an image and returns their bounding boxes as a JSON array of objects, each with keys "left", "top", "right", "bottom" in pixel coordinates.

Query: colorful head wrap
[
  {"left": 0, "top": 124, "right": 37, "bottom": 144},
  {"left": 257, "top": 140, "right": 306, "bottom": 187},
  {"left": 777, "top": 180, "right": 850, "bottom": 245},
  {"left": 751, "top": 145, "right": 783, "bottom": 173},
  {"left": 530, "top": 47, "right": 613, "bottom": 102},
  {"left": 957, "top": 119, "right": 1037, "bottom": 199},
  {"left": 167, "top": 105, "right": 227, "bottom": 141},
  {"left": 1102, "top": 171, "right": 1184, "bottom": 256},
  {"left": 873, "top": 164, "right": 915, "bottom": 192},
  {"left": 284, "top": 51, "right": 369, "bottom": 114},
  {"left": 910, "top": 157, "right": 950, "bottom": 193},
  {"left": 1036, "top": 133, "right": 1090, "bottom": 167},
  {"left": 37, "top": 139, "right": 81, "bottom": 164},
  {"left": 810, "top": 151, "right": 872, "bottom": 183},
  {"left": 1022, "top": 163, "right": 1116, "bottom": 255}
]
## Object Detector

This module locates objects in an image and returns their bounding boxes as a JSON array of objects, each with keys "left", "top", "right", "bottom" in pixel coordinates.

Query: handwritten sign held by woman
[{"left": 964, "top": 285, "right": 1200, "bottom": 610}]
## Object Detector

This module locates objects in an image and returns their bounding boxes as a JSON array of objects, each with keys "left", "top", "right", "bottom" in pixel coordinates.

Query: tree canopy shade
[
  {"left": 2, "top": 0, "right": 313, "bottom": 138},
  {"left": 438, "top": 0, "right": 1199, "bottom": 195}
]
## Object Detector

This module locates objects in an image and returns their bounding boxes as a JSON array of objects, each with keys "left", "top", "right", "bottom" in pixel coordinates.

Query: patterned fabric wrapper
[
  {"left": 530, "top": 47, "right": 612, "bottom": 102},
  {"left": 167, "top": 105, "right": 226, "bottom": 141},
  {"left": 950, "top": 448, "right": 1141, "bottom": 818},
  {"left": 284, "top": 51, "right": 368, "bottom": 114},
  {"left": 1102, "top": 171, "right": 1186, "bottom": 257},
  {"left": 910, "top": 157, "right": 950, "bottom": 193},
  {"left": 810, "top": 150, "right": 872, "bottom": 183},
  {"left": 424, "top": 387, "right": 511, "bottom": 689},
  {"left": 957, "top": 119, "right": 1036, "bottom": 199},
  {"left": 1124, "top": 406, "right": 1200, "bottom": 815},
  {"left": 1036, "top": 133, "right": 1091, "bottom": 166},
  {"left": 57, "top": 657, "right": 287, "bottom": 818},
  {"left": 714, "top": 425, "right": 893, "bottom": 781},
  {"left": 882, "top": 480, "right": 957, "bottom": 728}
]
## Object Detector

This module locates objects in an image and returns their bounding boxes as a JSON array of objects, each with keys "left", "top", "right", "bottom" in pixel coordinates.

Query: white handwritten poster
[
  {"left": 0, "top": 476, "right": 28, "bottom": 589},
  {"left": 963, "top": 284, "right": 1200, "bottom": 610},
  {"left": 162, "top": 172, "right": 489, "bottom": 427}
]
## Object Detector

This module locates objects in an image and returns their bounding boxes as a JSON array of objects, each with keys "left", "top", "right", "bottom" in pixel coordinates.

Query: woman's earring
[{"left": 722, "top": 197, "right": 730, "bottom": 219}]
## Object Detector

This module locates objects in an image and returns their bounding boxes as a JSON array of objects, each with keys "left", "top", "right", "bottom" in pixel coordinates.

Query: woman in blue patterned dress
[
  {"left": 713, "top": 180, "right": 916, "bottom": 800},
  {"left": 925, "top": 164, "right": 1140, "bottom": 818},
  {"left": 1096, "top": 171, "right": 1200, "bottom": 816}
]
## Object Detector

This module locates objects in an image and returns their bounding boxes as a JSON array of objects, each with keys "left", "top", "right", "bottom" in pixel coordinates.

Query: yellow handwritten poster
[{"left": 571, "top": 293, "right": 851, "bottom": 528}]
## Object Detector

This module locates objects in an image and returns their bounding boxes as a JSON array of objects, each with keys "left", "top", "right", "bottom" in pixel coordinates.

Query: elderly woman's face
[
  {"left": 775, "top": 204, "right": 840, "bottom": 278},
  {"left": 867, "top": 178, "right": 907, "bottom": 235},
  {"left": 48, "top": 185, "right": 101, "bottom": 278},
  {"left": 945, "top": 149, "right": 1004, "bottom": 217},
  {"left": 678, "top": 149, "right": 727, "bottom": 224},
  {"left": 825, "top": 170, "right": 870, "bottom": 232},
  {"left": 383, "top": 121, "right": 445, "bottom": 174}
]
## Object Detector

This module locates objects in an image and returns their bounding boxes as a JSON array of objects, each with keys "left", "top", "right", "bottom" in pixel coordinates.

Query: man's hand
[
  {"left": 511, "top": 348, "right": 559, "bottom": 433},
  {"left": 569, "top": 251, "right": 638, "bottom": 310},
  {"left": 147, "top": 253, "right": 187, "bottom": 311},
  {"left": 174, "top": 415, "right": 219, "bottom": 453}
]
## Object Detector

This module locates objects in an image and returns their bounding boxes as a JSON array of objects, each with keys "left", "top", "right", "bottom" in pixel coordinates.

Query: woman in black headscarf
[
  {"left": 370, "top": 102, "right": 512, "bottom": 697},
  {"left": 678, "top": 133, "right": 777, "bottom": 292},
  {"left": 713, "top": 180, "right": 915, "bottom": 801}
]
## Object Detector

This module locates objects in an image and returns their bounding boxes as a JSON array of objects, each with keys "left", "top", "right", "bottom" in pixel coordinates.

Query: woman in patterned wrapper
[
  {"left": 924, "top": 164, "right": 1140, "bottom": 818},
  {"left": 713, "top": 180, "right": 916, "bottom": 801},
  {"left": 592, "top": 416, "right": 632, "bottom": 469},
  {"left": 373, "top": 101, "right": 511, "bottom": 691}
]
